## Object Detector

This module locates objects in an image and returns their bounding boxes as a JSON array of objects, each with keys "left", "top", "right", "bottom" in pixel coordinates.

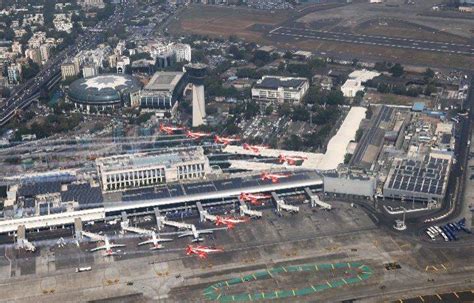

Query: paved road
[{"left": 269, "top": 26, "right": 474, "bottom": 56}]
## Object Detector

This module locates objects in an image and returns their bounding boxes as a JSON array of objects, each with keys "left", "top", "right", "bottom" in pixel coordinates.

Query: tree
[
  {"left": 284, "top": 134, "right": 303, "bottom": 151},
  {"left": 251, "top": 50, "right": 271, "bottom": 67},
  {"left": 228, "top": 45, "right": 244, "bottom": 60},
  {"left": 390, "top": 63, "right": 404, "bottom": 77},
  {"left": 291, "top": 105, "right": 310, "bottom": 122},
  {"left": 355, "top": 129, "right": 363, "bottom": 142},
  {"left": 344, "top": 153, "right": 352, "bottom": 164},
  {"left": 286, "top": 63, "right": 312, "bottom": 79},
  {"left": 22, "top": 60, "right": 40, "bottom": 80},
  {"left": 424, "top": 84, "right": 437, "bottom": 96},
  {"left": 326, "top": 90, "right": 345, "bottom": 105},
  {"left": 264, "top": 104, "right": 274, "bottom": 116},
  {"left": 423, "top": 68, "right": 435, "bottom": 80},
  {"left": 277, "top": 103, "right": 292, "bottom": 117},
  {"left": 366, "top": 105, "right": 373, "bottom": 119}
]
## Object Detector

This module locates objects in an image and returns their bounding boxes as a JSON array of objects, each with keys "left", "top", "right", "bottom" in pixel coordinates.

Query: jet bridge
[
  {"left": 15, "top": 225, "right": 36, "bottom": 252},
  {"left": 197, "top": 202, "right": 217, "bottom": 223},
  {"left": 271, "top": 192, "right": 299, "bottom": 213},
  {"left": 154, "top": 208, "right": 194, "bottom": 231},
  {"left": 238, "top": 199, "right": 262, "bottom": 218},
  {"left": 304, "top": 187, "right": 331, "bottom": 210}
]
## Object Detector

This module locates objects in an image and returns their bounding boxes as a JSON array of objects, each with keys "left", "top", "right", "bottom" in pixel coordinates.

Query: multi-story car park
[{"left": 137, "top": 71, "right": 186, "bottom": 116}]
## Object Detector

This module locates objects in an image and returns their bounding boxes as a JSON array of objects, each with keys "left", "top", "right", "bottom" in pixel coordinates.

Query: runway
[{"left": 269, "top": 26, "right": 474, "bottom": 56}]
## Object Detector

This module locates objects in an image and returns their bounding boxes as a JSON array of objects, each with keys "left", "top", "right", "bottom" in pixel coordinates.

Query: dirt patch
[{"left": 365, "top": 91, "right": 431, "bottom": 107}]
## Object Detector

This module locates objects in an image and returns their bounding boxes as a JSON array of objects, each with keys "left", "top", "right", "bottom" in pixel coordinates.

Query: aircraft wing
[
  {"left": 177, "top": 231, "right": 193, "bottom": 238},
  {"left": 138, "top": 240, "right": 153, "bottom": 246},
  {"left": 110, "top": 244, "right": 126, "bottom": 248},
  {"left": 90, "top": 245, "right": 106, "bottom": 252},
  {"left": 197, "top": 229, "right": 214, "bottom": 235}
]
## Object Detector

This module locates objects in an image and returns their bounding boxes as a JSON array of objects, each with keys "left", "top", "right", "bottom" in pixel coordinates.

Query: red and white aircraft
[
  {"left": 278, "top": 154, "right": 308, "bottom": 165},
  {"left": 242, "top": 143, "right": 268, "bottom": 154},
  {"left": 215, "top": 216, "right": 249, "bottom": 229},
  {"left": 214, "top": 135, "right": 241, "bottom": 145},
  {"left": 240, "top": 192, "right": 272, "bottom": 205},
  {"left": 186, "top": 130, "right": 211, "bottom": 139},
  {"left": 159, "top": 124, "right": 185, "bottom": 135},
  {"left": 138, "top": 232, "right": 173, "bottom": 250},
  {"left": 260, "top": 172, "right": 291, "bottom": 183},
  {"left": 185, "top": 244, "right": 224, "bottom": 259},
  {"left": 90, "top": 236, "right": 125, "bottom": 256}
]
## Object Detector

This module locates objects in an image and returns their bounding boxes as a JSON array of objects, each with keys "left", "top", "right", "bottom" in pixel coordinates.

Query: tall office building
[{"left": 185, "top": 63, "right": 207, "bottom": 127}]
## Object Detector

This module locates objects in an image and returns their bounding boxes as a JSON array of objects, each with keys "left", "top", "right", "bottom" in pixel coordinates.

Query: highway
[
  {"left": 269, "top": 26, "right": 474, "bottom": 56},
  {"left": 0, "top": 2, "right": 135, "bottom": 127}
]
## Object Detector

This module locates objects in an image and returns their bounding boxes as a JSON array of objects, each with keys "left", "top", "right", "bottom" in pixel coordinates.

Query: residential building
[
  {"left": 82, "top": 65, "right": 99, "bottom": 78},
  {"left": 39, "top": 44, "right": 51, "bottom": 63},
  {"left": 61, "top": 62, "right": 78, "bottom": 80},
  {"left": 7, "top": 63, "right": 22, "bottom": 84}
]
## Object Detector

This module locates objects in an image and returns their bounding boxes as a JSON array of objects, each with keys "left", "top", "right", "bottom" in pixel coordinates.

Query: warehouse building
[
  {"left": 251, "top": 76, "right": 309, "bottom": 103},
  {"left": 95, "top": 147, "right": 211, "bottom": 191}
]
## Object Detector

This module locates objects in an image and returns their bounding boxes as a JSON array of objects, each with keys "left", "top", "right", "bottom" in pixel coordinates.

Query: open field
[
  {"left": 168, "top": 4, "right": 474, "bottom": 70},
  {"left": 168, "top": 5, "right": 289, "bottom": 41}
]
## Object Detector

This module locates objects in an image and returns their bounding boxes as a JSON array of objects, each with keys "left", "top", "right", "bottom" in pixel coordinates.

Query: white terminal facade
[
  {"left": 96, "top": 147, "right": 211, "bottom": 191},
  {"left": 251, "top": 76, "right": 309, "bottom": 103}
]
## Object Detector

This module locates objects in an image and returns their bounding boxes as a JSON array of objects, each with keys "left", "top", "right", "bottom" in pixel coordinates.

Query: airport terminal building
[{"left": 95, "top": 147, "right": 211, "bottom": 191}]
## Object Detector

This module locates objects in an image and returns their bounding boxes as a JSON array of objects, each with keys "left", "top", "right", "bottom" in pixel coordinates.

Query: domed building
[{"left": 67, "top": 74, "right": 141, "bottom": 113}]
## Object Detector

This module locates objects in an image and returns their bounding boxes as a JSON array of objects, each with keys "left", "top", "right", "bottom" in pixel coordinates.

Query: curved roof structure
[{"left": 68, "top": 74, "right": 141, "bottom": 105}]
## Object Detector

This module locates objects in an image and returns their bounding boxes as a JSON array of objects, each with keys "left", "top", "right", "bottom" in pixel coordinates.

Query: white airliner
[
  {"left": 90, "top": 236, "right": 125, "bottom": 256},
  {"left": 178, "top": 225, "right": 215, "bottom": 242},
  {"left": 138, "top": 232, "right": 173, "bottom": 250}
]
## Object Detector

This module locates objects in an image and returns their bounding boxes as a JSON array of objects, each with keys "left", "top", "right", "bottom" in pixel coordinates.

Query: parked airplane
[
  {"left": 215, "top": 216, "right": 249, "bottom": 229},
  {"left": 278, "top": 154, "right": 307, "bottom": 165},
  {"left": 185, "top": 244, "right": 224, "bottom": 259},
  {"left": 214, "top": 135, "right": 240, "bottom": 145},
  {"left": 159, "top": 124, "right": 185, "bottom": 135},
  {"left": 186, "top": 130, "right": 211, "bottom": 139},
  {"left": 90, "top": 236, "right": 125, "bottom": 256},
  {"left": 138, "top": 232, "right": 173, "bottom": 250},
  {"left": 242, "top": 143, "right": 267, "bottom": 154},
  {"left": 240, "top": 192, "right": 272, "bottom": 205},
  {"left": 260, "top": 172, "right": 291, "bottom": 183},
  {"left": 177, "top": 225, "right": 215, "bottom": 242}
]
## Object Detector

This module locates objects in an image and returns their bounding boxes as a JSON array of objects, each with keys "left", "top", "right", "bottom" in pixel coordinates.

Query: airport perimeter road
[{"left": 269, "top": 26, "right": 474, "bottom": 56}]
